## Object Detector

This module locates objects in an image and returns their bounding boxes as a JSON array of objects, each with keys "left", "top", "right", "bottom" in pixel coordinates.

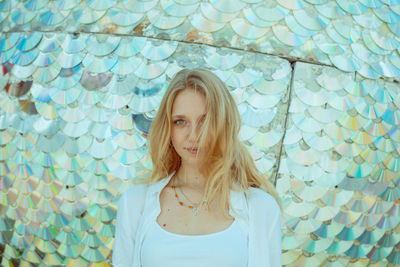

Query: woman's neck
[{"left": 174, "top": 166, "right": 206, "bottom": 190}]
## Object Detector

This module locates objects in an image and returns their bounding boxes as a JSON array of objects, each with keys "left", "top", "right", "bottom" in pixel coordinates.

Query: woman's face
[{"left": 171, "top": 89, "right": 207, "bottom": 167}]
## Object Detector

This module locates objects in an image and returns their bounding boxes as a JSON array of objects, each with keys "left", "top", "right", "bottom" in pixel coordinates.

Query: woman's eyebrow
[
  {"left": 172, "top": 115, "right": 186, "bottom": 119},
  {"left": 172, "top": 114, "right": 206, "bottom": 119}
]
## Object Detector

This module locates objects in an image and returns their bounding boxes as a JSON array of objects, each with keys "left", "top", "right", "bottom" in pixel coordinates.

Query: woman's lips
[{"left": 186, "top": 148, "right": 198, "bottom": 154}]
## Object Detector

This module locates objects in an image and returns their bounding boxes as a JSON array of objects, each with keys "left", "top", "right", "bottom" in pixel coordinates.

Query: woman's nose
[{"left": 188, "top": 123, "right": 200, "bottom": 142}]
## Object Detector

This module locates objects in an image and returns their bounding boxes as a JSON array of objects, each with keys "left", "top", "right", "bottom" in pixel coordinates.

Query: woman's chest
[{"left": 156, "top": 186, "right": 235, "bottom": 235}]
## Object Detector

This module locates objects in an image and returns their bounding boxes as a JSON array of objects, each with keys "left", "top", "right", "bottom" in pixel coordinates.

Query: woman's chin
[{"left": 180, "top": 155, "right": 202, "bottom": 166}]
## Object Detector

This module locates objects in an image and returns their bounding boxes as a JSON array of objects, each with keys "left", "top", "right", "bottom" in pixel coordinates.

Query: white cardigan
[{"left": 112, "top": 172, "right": 282, "bottom": 267}]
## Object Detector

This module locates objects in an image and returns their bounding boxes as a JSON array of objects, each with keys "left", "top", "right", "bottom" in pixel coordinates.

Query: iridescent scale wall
[{"left": 0, "top": 0, "right": 399, "bottom": 266}]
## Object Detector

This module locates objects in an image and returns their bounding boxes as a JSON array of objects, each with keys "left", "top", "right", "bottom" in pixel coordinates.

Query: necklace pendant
[{"left": 193, "top": 204, "right": 198, "bottom": 216}]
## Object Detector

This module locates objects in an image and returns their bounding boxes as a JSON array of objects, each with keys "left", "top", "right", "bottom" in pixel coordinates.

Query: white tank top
[{"left": 141, "top": 218, "right": 248, "bottom": 267}]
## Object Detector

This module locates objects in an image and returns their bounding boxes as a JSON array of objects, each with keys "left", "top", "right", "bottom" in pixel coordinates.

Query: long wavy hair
[{"left": 136, "top": 68, "right": 280, "bottom": 218}]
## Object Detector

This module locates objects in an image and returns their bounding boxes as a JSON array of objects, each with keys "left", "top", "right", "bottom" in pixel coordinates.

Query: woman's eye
[{"left": 174, "top": 120, "right": 185, "bottom": 125}]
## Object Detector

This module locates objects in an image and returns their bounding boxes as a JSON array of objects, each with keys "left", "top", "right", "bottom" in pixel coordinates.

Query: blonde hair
[{"left": 136, "top": 68, "right": 280, "bottom": 218}]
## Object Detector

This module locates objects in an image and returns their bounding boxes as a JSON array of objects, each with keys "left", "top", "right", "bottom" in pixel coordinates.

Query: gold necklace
[{"left": 171, "top": 185, "right": 207, "bottom": 216}]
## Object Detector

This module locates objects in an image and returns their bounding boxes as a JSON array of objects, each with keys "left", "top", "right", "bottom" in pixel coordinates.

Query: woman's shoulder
[
  {"left": 122, "top": 183, "right": 148, "bottom": 198},
  {"left": 246, "top": 187, "right": 281, "bottom": 215},
  {"left": 120, "top": 183, "right": 148, "bottom": 201}
]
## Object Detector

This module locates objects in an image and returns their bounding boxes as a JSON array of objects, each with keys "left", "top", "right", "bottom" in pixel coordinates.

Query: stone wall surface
[{"left": 0, "top": 0, "right": 399, "bottom": 266}]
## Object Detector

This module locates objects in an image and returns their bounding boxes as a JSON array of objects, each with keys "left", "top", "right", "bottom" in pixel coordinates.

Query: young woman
[{"left": 113, "top": 68, "right": 281, "bottom": 267}]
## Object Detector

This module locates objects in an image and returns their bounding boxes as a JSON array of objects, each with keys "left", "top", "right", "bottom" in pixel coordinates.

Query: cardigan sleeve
[
  {"left": 267, "top": 208, "right": 282, "bottom": 267},
  {"left": 112, "top": 184, "right": 147, "bottom": 267},
  {"left": 248, "top": 188, "right": 282, "bottom": 267}
]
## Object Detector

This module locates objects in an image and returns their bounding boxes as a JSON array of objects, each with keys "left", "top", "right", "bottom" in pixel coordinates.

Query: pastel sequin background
[{"left": 0, "top": 0, "right": 399, "bottom": 266}]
